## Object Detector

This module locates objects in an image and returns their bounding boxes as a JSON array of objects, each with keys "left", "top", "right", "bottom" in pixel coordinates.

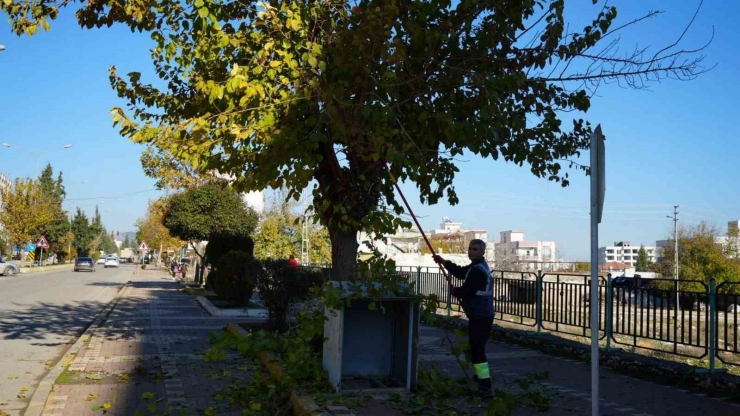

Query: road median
[{"left": 18, "top": 263, "right": 74, "bottom": 274}]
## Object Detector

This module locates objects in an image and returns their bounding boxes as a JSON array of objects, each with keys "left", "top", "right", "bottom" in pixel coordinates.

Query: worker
[{"left": 433, "top": 239, "right": 494, "bottom": 399}]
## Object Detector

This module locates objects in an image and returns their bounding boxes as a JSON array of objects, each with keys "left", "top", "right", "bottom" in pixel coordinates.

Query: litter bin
[{"left": 323, "top": 281, "right": 420, "bottom": 392}]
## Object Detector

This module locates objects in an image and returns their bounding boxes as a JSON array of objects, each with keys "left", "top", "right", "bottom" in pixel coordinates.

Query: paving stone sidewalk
[
  {"left": 345, "top": 325, "right": 740, "bottom": 416},
  {"left": 412, "top": 325, "right": 740, "bottom": 416},
  {"left": 40, "top": 269, "right": 262, "bottom": 416}
]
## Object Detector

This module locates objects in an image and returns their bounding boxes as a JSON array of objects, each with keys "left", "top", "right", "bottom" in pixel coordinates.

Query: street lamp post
[
  {"left": 667, "top": 205, "right": 679, "bottom": 318},
  {"left": 1, "top": 143, "right": 72, "bottom": 178}
]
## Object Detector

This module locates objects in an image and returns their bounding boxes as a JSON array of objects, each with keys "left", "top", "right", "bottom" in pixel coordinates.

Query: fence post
[
  {"left": 535, "top": 270, "right": 548, "bottom": 335},
  {"left": 416, "top": 266, "right": 421, "bottom": 295},
  {"left": 601, "top": 273, "right": 619, "bottom": 352},
  {"left": 709, "top": 279, "right": 717, "bottom": 373},
  {"left": 446, "top": 285, "right": 452, "bottom": 317},
  {"left": 698, "top": 279, "right": 726, "bottom": 375}
]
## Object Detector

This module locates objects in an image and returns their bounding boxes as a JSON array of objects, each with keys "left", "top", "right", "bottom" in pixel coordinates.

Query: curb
[
  {"left": 24, "top": 281, "right": 130, "bottom": 416},
  {"left": 196, "top": 296, "right": 269, "bottom": 318},
  {"left": 224, "top": 323, "right": 330, "bottom": 416}
]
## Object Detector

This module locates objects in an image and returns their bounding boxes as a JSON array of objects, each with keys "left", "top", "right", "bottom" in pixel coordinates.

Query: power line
[{"left": 64, "top": 188, "right": 159, "bottom": 202}]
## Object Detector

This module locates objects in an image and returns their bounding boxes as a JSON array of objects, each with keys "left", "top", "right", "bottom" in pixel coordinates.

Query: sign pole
[{"left": 590, "top": 125, "right": 605, "bottom": 416}]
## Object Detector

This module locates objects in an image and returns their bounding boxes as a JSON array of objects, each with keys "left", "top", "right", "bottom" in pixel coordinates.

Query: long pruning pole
[
  {"left": 386, "top": 165, "right": 472, "bottom": 380},
  {"left": 386, "top": 168, "right": 450, "bottom": 284}
]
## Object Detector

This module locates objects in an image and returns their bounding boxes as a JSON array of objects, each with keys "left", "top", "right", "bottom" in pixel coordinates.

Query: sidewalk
[
  {"left": 36, "top": 270, "right": 740, "bottom": 416},
  {"left": 413, "top": 324, "right": 740, "bottom": 416},
  {"left": 38, "top": 268, "right": 262, "bottom": 416}
]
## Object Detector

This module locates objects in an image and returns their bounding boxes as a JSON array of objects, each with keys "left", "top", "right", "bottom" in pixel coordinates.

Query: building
[
  {"left": 0, "top": 171, "right": 10, "bottom": 191},
  {"left": 495, "top": 230, "right": 557, "bottom": 271},
  {"left": 242, "top": 191, "right": 265, "bottom": 214},
  {"left": 356, "top": 218, "right": 492, "bottom": 268},
  {"left": 430, "top": 217, "right": 488, "bottom": 243},
  {"left": 599, "top": 241, "right": 655, "bottom": 268}
]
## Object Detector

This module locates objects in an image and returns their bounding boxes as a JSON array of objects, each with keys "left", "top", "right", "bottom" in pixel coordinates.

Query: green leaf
[
  {"left": 307, "top": 56, "right": 317, "bottom": 68},
  {"left": 141, "top": 392, "right": 155, "bottom": 400},
  {"left": 197, "top": 7, "right": 208, "bottom": 18},
  {"left": 194, "top": 0, "right": 204, "bottom": 7}
]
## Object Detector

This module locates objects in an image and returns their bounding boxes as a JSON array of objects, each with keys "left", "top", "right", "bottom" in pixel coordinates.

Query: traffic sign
[
  {"left": 36, "top": 236, "right": 50, "bottom": 249},
  {"left": 139, "top": 241, "right": 149, "bottom": 252}
]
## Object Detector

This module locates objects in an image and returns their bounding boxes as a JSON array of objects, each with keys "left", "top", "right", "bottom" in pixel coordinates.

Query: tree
[
  {"left": 37, "top": 164, "right": 70, "bottom": 260},
  {"left": 0, "top": 178, "right": 54, "bottom": 264},
  {"left": 420, "top": 232, "right": 468, "bottom": 255},
  {"left": 655, "top": 222, "right": 740, "bottom": 291},
  {"left": 252, "top": 190, "right": 332, "bottom": 263},
  {"left": 136, "top": 197, "right": 183, "bottom": 261},
  {"left": 307, "top": 225, "right": 332, "bottom": 265},
  {"left": 123, "top": 235, "right": 131, "bottom": 249},
  {"left": 3, "top": 0, "right": 711, "bottom": 280},
  {"left": 493, "top": 244, "right": 523, "bottom": 272},
  {"left": 71, "top": 208, "right": 92, "bottom": 256},
  {"left": 163, "top": 182, "right": 259, "bottom": 282},
  {"left": 635, "top": 245, "right": 652, "bottom": 272}
]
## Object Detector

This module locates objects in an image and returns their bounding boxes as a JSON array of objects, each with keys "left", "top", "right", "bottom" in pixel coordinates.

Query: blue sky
[{"left": 1, "top": 0, "right": 736, "bottom": 259}]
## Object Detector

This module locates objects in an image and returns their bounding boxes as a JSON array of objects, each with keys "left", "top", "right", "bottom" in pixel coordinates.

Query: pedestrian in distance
[
  {"left": 288, "top": 254, "right": 299, "bottom": 271},
  {"left": 432, "top": 239, "right": 494, "bottom": 399}
]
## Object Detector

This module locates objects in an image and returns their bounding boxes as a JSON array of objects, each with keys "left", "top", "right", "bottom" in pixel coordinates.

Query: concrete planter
[{"left": 196, "top": 295, "right": 268, "bottom": 319}]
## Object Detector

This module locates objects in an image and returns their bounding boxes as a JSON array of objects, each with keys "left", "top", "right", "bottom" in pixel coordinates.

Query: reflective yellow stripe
[{"left": 473, "top": 362, "right": 490, "bottom": 379}]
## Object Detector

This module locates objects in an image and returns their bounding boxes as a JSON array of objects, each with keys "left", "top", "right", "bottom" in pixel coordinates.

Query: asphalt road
[{"left": 0, "top": 264, "right": 134, "bottom": 415}]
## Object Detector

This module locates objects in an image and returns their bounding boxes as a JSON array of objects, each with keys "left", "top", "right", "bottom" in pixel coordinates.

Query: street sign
[
  {"left": 589, "top": 123, "right": 606, "bottom": 416},
  {"left": 591, "top": 124, "right": 606, "bottom": 224},
  {"left": 139, "top": 241, "right": 149, "bottom": 252},
  {"left": 36, "top": 236, "right": 50, "bottom": 249}
]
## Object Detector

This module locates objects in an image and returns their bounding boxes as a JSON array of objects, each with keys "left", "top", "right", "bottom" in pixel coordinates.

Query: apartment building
[
  {"left": 496, "top": 230, "right": 557, "bottom": 270},
  {"left": 599, "top": 241, "right": 655, "bottom": 268}
]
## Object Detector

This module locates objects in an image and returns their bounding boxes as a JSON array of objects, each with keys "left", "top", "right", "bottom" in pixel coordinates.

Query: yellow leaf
[
  {"left": 270, "top": 60, "right": 282, "bottom": 68},
  {"left": 250, "top": 403, "right": 262, "bottom": 411},
  {"left": 103, "top": 403, "right": 111, "bottom": 410}
]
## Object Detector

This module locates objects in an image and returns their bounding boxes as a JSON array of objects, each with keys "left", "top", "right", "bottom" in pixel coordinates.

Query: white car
[
  {"left": 97, "top": 257, "right": 107, "bottom": 265},
  {"left": 104, "top": 256, "right": 119, "bottom": 268}
]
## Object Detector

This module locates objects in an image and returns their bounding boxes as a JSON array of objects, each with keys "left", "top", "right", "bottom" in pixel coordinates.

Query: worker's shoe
[{"left": 476, "top": 377, "right": 492, "bottom": 399}]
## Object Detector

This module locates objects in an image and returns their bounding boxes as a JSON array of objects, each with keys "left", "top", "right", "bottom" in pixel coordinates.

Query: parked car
[
  {"left": 104, "top": 256, "right": 120, "bottom": 268},
  {"left": 0, "top": 257, "right": 20, "bottom": 276},
  {"left": 96, "top": 257, "right": 107, "bottom": 265},
  {"left": 75, "top": 257, "right": 96, "bottom": 272},
  {"left": 119, "top": 258, "right": 127, "bottom": 264}
]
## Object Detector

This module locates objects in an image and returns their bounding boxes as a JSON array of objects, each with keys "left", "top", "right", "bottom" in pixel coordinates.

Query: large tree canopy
[
  {"left": 163, "top": 181, "right": 259, "bottom": 248},
  {"left": 2, "top": 0, "right": 711, "bottom": 279}
]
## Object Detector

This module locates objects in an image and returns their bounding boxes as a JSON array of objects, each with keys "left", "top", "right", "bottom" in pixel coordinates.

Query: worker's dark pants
[{"left": 468, "top": 316, "right": 494, "bottom": 376}]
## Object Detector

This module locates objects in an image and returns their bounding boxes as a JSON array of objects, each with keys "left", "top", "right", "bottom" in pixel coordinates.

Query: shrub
[
  {"left": 206, "top": 268, "right": 219, "bottom": 292},
  {"left": 214, "top": 251, "right": 260, "bottom": 306},
  {"left": 295, "top": 268, "right": 326, "bottom": 296},
  {"left": 206, "top": 233, "right": 255, "bottom": 268},
  {"left": 259, "top": 260, "right": 320, "bottom": 333},
  {"left": 141, "top": 264, "right": 146, "bottom": 269},
  {"left": 91, "top": 252, "right": 100, "bottom": 261}
]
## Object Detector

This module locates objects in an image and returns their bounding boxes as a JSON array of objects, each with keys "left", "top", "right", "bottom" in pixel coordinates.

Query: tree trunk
[{"left": 329, "top": 227, "right": 359, "bottom": 281}]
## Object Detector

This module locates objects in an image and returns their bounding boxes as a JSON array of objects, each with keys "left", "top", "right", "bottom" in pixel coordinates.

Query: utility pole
[
  {"left": 300, "top": 190, "right": 310, "bottom": 265},
  {"left": 667, "top": 205, "right": 679, "bottom": 317}
]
